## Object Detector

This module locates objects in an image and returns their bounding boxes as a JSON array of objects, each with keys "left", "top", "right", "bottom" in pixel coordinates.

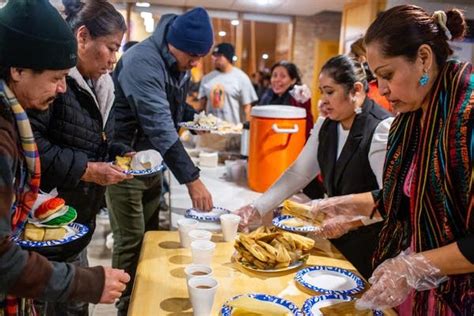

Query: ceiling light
[
  {"left": 231, "top": 20, "right": 239, "bottom": 26},
  {"left": 136, "top": 2, "right": 150, "bottom": 7},
  {"left": 218, "top": 31, "right": 227, "bottom": 37},
  {"left": 262, "top": 53, "right": 269, "bottom": 60}
]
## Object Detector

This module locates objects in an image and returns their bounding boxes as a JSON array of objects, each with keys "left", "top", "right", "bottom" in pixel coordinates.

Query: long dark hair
[
  {"left": 271, "top": 61, "right": 302, "bottom": 85},
  {"left": 62, "top": 0, "right": 126, "bottom": 37},
  {"left": 320, "top": 55, "right": 369, "bottom": 94},
  {"left": 364, "top": 5, "right": 467, "bottom": 66}
]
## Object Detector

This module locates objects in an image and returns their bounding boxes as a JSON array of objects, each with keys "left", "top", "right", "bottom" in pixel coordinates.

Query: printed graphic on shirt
[{"left": 210, "top": 83, "right": 225, "bottom": 109}]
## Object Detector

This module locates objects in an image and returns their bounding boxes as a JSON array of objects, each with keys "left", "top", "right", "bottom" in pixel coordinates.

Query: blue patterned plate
[
  {"left": 302, "top": 294, "right": 383, "bottom": 316},
  {"left": 185, "top": 207, "right": 230, "bottom": 222},
  {"left": 221, "top": 293, "right": 303, "bottom": 316},
  {"left": 178, "top": 122, "right": 218, "bottom": 131},
  {"left": 295, "top": 266, "right": 365, "bottom": 295},
  {"left": 122, "top": 163, "right": 164, "bottom": 176},
  {"left": 273, "top": 215, "right": 319, "bottom": 233},
  {"left": 12, "top": 222, "right": 89, "bottom": 248}
]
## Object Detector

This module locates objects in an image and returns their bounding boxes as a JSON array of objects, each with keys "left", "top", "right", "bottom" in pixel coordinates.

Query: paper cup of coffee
[
  {"left": 184, "top": 264, "right": 213, "bottom": 298},
  {"left": 184, "top": 264, "right": 213, "bottom": 283},
  {"left": 188, "top": 276, "right": 218, "bottom": 316}
]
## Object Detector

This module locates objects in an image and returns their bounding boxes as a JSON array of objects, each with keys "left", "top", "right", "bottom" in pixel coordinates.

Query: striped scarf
[
  {"left": 0, "top": 81, "right": 41, "bottom": 232},
  {"left": 0, "top": 81, "right": 40, "bottom": 316},
  {"left": 373, "top": 61, "right": 473, "bottom": 315}
]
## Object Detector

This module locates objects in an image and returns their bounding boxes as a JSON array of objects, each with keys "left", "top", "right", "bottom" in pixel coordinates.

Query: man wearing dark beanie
[
  {"left": 199, "top": 42, "right": 257, "bottom": 124},
  {"left": 109, "top": 7, "right": 214, "bottom": 314},
  {"left": 0, "top": 0, "right": 130, "bottom": 314}
]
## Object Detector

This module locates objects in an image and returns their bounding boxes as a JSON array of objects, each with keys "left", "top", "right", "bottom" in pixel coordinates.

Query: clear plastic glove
[
  {"left": 312, "top": 217, "right": 365, "bottom": 239},
  {"left": 309, "top": 195, "right": 367, "bottom": 239},
  {"left": 289, "top": 84, "right": 311, "bottom": 103},
  {"left": 233, "top": 204, "right": 262, "bottom": 233},
  {"left": 355, "top": 250, "right": 448, "bottom": 310}
]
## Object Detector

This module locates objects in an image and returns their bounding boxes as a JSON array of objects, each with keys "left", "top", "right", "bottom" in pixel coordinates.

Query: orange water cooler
[{"left": 248, "top": 105, "right": 307, "bottom": 192}]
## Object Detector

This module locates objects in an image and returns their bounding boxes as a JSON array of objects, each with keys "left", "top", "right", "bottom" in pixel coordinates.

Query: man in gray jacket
[{"left": 107, "top": 7, "right": 214, "bottom": 314}]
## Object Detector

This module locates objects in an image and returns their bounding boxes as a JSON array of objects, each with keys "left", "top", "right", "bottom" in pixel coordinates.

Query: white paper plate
[
  {"left": 272, "top": 215, "right": 319, "bottom": 233},
  {"left": 295, "top": 265, "right": 364, "bottom": 295},
  {"left": 185, "top": 207, "right": 230, "bottom": 222},
  {"left": 302, "top": 294, "right": 383, "bottom": 316},
  {"left": 221, "top": 293, "right": 303, "bottom": 316}
]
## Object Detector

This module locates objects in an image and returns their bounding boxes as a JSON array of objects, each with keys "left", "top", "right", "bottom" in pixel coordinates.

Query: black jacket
[
  {"left": 317, "top": 97, "right": 391, "bottom": 279},
  {"left": 27, "top": 68, "right": 122, "bottom": 259},
  {"left": 112, "top": 14, "right": 199, "bottom": 184},
  {"left": 318, "top": 97, "right": 391, "bottom": 197}
]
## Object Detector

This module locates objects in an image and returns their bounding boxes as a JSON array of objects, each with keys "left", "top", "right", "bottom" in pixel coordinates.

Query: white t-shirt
[{"left": 198, "top": 67, "right": 258, "bottom": 124}]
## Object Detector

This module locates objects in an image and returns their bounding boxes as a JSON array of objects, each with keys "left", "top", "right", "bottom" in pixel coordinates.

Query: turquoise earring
[{"left": 419, "top": 71, "right": 429, "bottom": 86}]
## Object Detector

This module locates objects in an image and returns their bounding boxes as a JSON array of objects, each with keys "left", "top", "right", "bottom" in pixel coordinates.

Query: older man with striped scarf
[{"left": 0, "top": 1, "right": 129, "bottom": 315}]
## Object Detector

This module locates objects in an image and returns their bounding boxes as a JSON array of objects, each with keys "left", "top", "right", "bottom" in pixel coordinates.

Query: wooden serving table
[{"left": 128, "top": 231, "right": 396, "bottom": 315}]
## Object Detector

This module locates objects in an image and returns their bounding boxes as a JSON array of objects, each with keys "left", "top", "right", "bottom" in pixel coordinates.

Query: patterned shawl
[{"left": 373, "top": 61, "right": 473, "bottom": 315}]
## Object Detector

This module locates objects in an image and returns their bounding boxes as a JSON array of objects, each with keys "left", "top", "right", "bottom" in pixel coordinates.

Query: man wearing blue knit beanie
[{"left": 109, "top": 7, "right": 214, "bottom": 315}]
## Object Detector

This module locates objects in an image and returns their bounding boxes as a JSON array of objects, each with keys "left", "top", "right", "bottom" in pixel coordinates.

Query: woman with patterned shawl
[{"left": 309, "top": 5, "right": 473, "bottom": 316}]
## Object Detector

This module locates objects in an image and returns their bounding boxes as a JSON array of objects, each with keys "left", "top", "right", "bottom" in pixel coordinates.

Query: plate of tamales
[{"left": 233, "top": 226, "right": 314, "bottom": 272}]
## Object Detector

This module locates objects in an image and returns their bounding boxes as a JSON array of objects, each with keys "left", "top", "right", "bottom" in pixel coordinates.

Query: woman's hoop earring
[{"left": 419, "top": 70, "right": 429, "bottom": 86}]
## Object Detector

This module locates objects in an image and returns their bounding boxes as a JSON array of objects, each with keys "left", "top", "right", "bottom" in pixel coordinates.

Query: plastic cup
[
  {"left": 177, "top": 218, "right": 199, "bottom": 248},
  {"left": 184, "top": 264, "right": 213, "bottom": 283},
  {"left": 188, "top": 276, "right": 218, "bottom": 316},
  {"left": 184, "top": 264, "right": 213, "bottom": 297},
  {"left": 190, "top": 240, "right": 216, "bottom": 265},
  {"left": 219, "top": 214, "right": 241, "bottom": 242},
  {"left": 188, "top": 229, "right": 212, "bottom": 243}
]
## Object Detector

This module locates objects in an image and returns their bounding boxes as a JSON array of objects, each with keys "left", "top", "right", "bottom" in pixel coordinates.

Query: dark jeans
[{"left": 105, "top": 173, "right": 162, "bottom": 315}]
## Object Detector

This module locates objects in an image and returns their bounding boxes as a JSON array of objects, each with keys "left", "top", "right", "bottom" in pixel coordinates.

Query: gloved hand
[
  {"left": 355, "top": 250, "right": 448, "bottom": 310},
  {"left": 309, "top": 195, "right": 366, "bottom": 239},
  {"left": 233, "top": 204, "right": 262, "bottom": 233}
]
